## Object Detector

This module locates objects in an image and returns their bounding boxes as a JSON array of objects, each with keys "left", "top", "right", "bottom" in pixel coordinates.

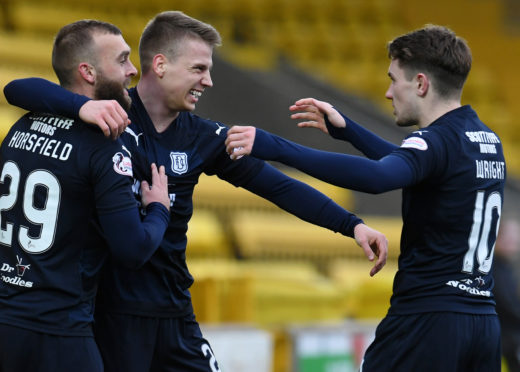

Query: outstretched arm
[
  {"left": 227, "top": 127, "right": 413, "bottom": 194},
  {"left": 290, "top": 98, "right": 398, "bottom": 159},
  {"left": 242, "top": 163, "right": 388, "bottom": 276},
  {"left": 4, "top": 77, "right": 129, "bottom": 138}
]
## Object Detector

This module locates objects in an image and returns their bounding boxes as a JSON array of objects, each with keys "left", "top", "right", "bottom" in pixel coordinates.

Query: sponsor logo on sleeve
[
  {"left": 112, "top": 152, "right": 133, "bottom": 177},
  {"left": 401, "top": 136, "right": 428, "bottom": 151}
]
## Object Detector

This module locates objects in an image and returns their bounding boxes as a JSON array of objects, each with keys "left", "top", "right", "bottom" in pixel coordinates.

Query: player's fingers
[
  {"left": 225, "top": 144, "right": 239, "bottom": 156},
  {"left": 225, "top": 136, "right": 245, "bottom": 155},
  {"left": 225, "top": 132, "right": 245, "bottom": 149},
  {"left": 111, "top": 112, "right": 130, "bottom": 139},
  {"left": 289, "top": 104, "right": 309, "bottom": 113},
  {"left": 226, "top": 134, "right": 250, "bottom": 153},
  {"left": 102, "top": 114, "right": 122, "bottom": 140},
  {"left": 226, "top": 142, "right": 246, "bottom": 159},
  {"left": 224, "top": 138, "right": 240, "bottom": 154},
  {"left": 107, "top": 99, "right": 129, "bottom": 129},
  {"left": 96, "top": 102, "right": 127, "bottom": 139},
  {"left": 359, "top": 239, "right": 375, "bottom": 262},
  {"left": 370, "top": 237, "right": 388, "bottom": 276},
  {"left": 230, "top": 146, "right": 245, "bottom": 160},
  {"left": 149, "top": 163, "right": 159, "bottom": 183},
  {"left": 370, "top": 257, "right": 385, "bottom": 276},
  {"left": 296, "top": 121, "right": 319, "bottom": 129},
  {"left": 114, "top": 103, "right": 129, "bottom": 125},
  {"left": 290, "top": 111, "right": 320, "bottom": 121},
  {"left": 360, "top": 242, "right": 380, "bottom": 277},
  {"left": 158, "top": 165, "right": 167, "bottom": 185},
  {"left": 289, "top": 105, "right": 320, "bottom": 117},
  {"left": 225, "top": 143, "right": 232, "bottom": 155},
  {"left": 95, "top": 119, "right": 111, "bottom": 138},
  {"left": 370, "top": 248, "right": 386, "bottom": 277},
  {"left": 158, "top": 165, "right": 166, "bottom": 176},
  {"left": 227, "top": 125, "right": 248, "bottom": 135},
  {"left": 370, "top": 261, "right": 383, "bottom": 277},
  {"left": 293, "top": 98, "right": 317, "bottom": 107},
  {"left": 225, "top": 131, "right": 240, "bottom": 145}
]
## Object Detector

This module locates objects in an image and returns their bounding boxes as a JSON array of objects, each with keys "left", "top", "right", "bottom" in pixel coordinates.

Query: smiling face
[
  {"left": 92, "top": 33, "right": 137, "bottom": 110},
  {"left": 159, "top": 37, "right": 214, "bottom": 113},
  {"left": 385, "top": 59, "right": 421, "bottom": 127}
]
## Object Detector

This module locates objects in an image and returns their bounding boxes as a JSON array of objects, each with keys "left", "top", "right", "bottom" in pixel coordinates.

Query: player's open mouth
[{"left": 189, "top": 90, "right": 202, "bottom": 98}]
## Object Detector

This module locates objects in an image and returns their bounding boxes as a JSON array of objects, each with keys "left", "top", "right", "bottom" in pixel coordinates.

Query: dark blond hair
[{"left": 139, "top": 11, "right": 221, "bottom": 74}]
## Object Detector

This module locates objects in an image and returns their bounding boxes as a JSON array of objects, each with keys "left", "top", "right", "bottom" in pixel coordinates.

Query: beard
[{"left": 94, "top": 74, "right": 132, "bottom": 111}]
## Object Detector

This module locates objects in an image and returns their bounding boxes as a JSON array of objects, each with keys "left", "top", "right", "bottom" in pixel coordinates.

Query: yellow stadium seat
[
  {"left": 186, "top": 209, "right": 232, "bottom": 259},
  {"left": 328, "top": 259, "right": 397, "bottom": 319},
  {"left": 189, "top": 259, "right": 350, "bottom": 324},
  {"left": 229, "top": 211, "right": 401, "bottom": 264},
  {"left": 0, "top": 31, "right": 53, "bottom": 71}
]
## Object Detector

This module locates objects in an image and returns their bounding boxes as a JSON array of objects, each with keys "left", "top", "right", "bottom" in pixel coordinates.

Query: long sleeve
[
  {"left": 252, "top": 128, "right": 413, "bottom": 194},
  {"left": 98, "top": 202, "right": 170, "bottom": 269},
  {"left": 4, "top": 78, "right": 88, "bottom": 118},
  {"left": 241, "top": 162, "right": 363, "bottom": 238},
  {"left": 325, "top": 110, "right": 398, "bottom": 159}
]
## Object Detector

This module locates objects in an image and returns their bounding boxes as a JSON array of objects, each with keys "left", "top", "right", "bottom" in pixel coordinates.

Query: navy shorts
[
  {"left": 94, "top": 311, "right": 220, "bottom": 372},
  {"left": 360, "top": 312, "right": 501, "bottom": 372},
  {"left": 0, "top": 323, "right": 103, "bottom": 372}
]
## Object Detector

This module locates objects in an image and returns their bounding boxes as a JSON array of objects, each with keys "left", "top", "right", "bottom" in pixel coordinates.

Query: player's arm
[
  {"left": 3, "top": 77, "right": 128, "bottom": 139},
  {"left": 227, "top": 127, "right": 413, "bottom": 194},
  {"left": 98, "top": 164, "right": 170, "bottom": 268},
  {"left": 290, "top": 97, "right": 397, "bottom": 159},
  {"left": 241, "top": 163, "right": 388, "bottom": 276}
]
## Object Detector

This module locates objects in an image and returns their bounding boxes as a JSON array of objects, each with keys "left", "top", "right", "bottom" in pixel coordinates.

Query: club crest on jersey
[
  {"left": 401, "top": 136, "right": 428, "bottom": 151},
  {"left": 112, "top": 152, "right": 133, "bottom": 177},
  {"left": 170, "top": 152, "right": 188, "bottom": 175}
]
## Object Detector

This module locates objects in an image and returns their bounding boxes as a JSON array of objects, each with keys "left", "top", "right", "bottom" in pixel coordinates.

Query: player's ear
[
  {"left": 152, "top": 54, "right": 167, "bottom": 78},
  {"left": 416, "top": 73, "right": 429, "bottom": 97},
  {"left": 78, "top": 62, "right": 96, "bottom": 84}
]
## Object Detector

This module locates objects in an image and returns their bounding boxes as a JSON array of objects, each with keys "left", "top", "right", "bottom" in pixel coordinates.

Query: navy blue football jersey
[
  {"left": 249, "top": 104, "right": 504, "bottom": 315},
  {"left": 3, "top": 79, "right": 365, "bottom": 320},
  {"left": 0, "top": 112, "right": 137, "bottom": 336},
  {"left": 96, "top": 88, "right": 264, "bottom": 316},
  {"left": 388, "top": 105, "right": 505, "bottom": 314}
]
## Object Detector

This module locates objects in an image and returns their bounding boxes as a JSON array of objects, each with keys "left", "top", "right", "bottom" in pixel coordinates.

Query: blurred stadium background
[{"left": 1, "top": 0, "right": 518, "bottom": 370}]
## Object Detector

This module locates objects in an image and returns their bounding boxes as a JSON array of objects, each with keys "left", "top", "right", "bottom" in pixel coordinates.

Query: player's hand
[
  {"left": 141, "top": 164, "right": 170, "bottom": 211},
  {"left": 225, "top": 125, "right": 256, "bottom": 160},
  {"left": 353, "top": 223, "right": 388, "bottom": 276},
  {"left": 78, "top": 100, "right": 130, "bottom": 139},
  {"left": 289, "top": 97, "right": 346, "bottom": 133}
]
